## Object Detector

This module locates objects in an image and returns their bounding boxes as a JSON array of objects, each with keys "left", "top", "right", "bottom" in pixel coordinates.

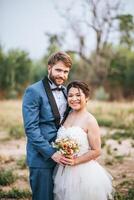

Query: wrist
[
  {"left": 51, "top": 152, "right": 57, "bottom": 159},
  {"left": 74, "top": 157, "right": 79, "bottom": 165}
]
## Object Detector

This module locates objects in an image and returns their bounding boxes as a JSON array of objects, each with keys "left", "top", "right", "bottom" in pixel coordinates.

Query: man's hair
[{"left": 48, "top": 51, "right": 72, "bottom": 68}]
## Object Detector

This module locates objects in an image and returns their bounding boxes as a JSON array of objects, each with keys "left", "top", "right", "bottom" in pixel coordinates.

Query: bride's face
[{"left": 67, "top": 87, "right": 88, "bottom": 111}]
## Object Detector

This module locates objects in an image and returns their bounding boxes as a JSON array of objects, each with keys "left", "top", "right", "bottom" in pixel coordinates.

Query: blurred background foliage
[
  {"left": 0, "top": 43, "right": 134, "bottom": 100},
  {"left": 0, "top": 0, "right": 134, "bottom": 101}
]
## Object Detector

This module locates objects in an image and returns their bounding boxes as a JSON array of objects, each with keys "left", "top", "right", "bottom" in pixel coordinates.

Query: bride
[{"left": 53, "top": 80, "right": 113, "bottom": 200}]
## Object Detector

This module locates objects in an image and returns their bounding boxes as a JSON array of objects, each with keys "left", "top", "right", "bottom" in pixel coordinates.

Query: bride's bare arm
[{"left": 71, "top": 117, "right": 101, "bottom": 166}]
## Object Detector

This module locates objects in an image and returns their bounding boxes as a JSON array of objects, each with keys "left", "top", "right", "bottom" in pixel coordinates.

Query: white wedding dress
[{"left": 53, "top": 126, "right": 113, "bottom": 200}]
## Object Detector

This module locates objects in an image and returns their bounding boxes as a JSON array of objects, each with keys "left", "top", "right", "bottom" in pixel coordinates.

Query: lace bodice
[{"left": 57, "top": 126, "right": 91, "bottom": 156}]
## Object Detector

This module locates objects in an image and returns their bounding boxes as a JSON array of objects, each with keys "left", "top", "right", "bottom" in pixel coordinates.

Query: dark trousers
[{"left": 29, "top": 167, "right": 54, "bottom": 200}]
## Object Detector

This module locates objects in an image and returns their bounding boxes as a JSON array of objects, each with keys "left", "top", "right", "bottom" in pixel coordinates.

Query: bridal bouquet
[{"left": 52, "top": 137, "right": 80, "bottom": 157}]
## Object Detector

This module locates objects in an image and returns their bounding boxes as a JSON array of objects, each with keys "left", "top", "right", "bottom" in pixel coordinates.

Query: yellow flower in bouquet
[{"left": 52, "top": 137, "right": 80, "bottom": 157}]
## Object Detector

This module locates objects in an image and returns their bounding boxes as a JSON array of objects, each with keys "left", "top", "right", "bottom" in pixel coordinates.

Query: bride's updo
[{"left": 67, "top": 80, "right": 90, "bottom": 98}]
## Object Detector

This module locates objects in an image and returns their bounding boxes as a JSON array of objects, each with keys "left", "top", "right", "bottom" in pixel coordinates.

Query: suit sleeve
[{"left": 22, "top": 87, "right": 56, "bottom": 160}]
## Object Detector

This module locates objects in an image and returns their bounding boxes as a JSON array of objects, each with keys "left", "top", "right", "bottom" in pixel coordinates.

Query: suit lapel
[
  {"left": 42, "top": 76, "right": 60, "bottom": 129},
  {"left": 62, "top": 87, "right": 67, "bottom": 99}
]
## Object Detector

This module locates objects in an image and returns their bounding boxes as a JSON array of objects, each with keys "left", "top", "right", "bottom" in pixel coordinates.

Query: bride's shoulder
[
  {"left": 86, "top": 112, "right": 100, "bottom": 135},
  {"left": 86, "top": 112, "right": 98, "bottom": 125}
]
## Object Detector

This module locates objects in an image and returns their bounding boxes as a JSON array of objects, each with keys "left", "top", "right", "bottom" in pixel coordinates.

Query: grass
[
  {"left": 131, "top": 141, "right": 134, "bottom": 148},
  {"left": 114, "top": 180, "right": 134, "bottom": 200},
  {"left": 0, "top": 169, "right": 17, "bottom": 186},
  {"left": 9, "top": 124, "right": 25, "bottom": 139},
  {"left": 0, "top": 100, "right": 23, "bottom": 132},
  {"left": 111, "top": 130, "right": 134, "bottom": 140},
  {"left": 0, "top": 100, "right": 134, "bottom": 131},
  {"left": 0, "top": 100, "right": 134, "bottom": 198},
  {"left": 17, "top": 156, "right": 27, "bottom": 169},
  {"left": 114, "top": 189, "right": 134, "bottom": 200},
  {"left": 101, "top": 129, "right": 134, "bottom": 146},
  {"left": 104, "top": 157, "right": 113, "bottom": 166},
  {"left": 0, "top": 188, "right": 31, "bottom": 199},
  {"left": 106, "top": 145, "right": 112, "bottom": 155},
  {"left": 104, "top": 155, "right": 124, "bottom": 166},
  {"left": 114, "top": 155, "right": 124, "bottom": 163},
  {"left": 97, "top": 118, "right": 113, "bottom": 127},
  {"left": 88, "top": 101, "right": 134, "bottom": 130}
]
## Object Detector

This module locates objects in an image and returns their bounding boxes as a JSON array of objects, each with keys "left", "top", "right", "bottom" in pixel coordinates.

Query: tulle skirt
[{"left": 53, "top": 160, "right": 113, "bottom": 200}]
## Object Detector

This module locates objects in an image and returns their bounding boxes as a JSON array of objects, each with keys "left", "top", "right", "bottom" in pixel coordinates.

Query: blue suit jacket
[{"left": 22, "top": 79, "right": 62, "bottom": 168}]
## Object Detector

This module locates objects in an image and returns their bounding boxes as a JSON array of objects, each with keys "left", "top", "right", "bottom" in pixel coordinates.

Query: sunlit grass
[
  {"left": 0, "top": 100, "right": 133, "bottom": 199},
  {"left": 0, "top": 100, "right": 133, "bottom": 141},
  {"left": 0, "top": 100, "right": 23, "bottom": 131},
  {"left": 0, "top": 100, "right": 134, "bottom": 131},
  {"left": 87, "top": 101, "right": 134, "bottom": 129}
]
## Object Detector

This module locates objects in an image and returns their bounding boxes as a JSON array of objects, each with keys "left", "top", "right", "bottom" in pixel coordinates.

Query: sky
[{"left": 0, "top": 0, "right": 134, "bottom": 60}]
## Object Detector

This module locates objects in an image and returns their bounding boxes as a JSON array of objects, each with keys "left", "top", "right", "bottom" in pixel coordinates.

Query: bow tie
[{"left": 52, "top": 87, "right": 64, "bottom": 91}]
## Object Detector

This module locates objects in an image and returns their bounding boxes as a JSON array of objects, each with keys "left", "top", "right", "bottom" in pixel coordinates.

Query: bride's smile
[{"left": 67, "top": 87, "right": 88, "bottom": 111}]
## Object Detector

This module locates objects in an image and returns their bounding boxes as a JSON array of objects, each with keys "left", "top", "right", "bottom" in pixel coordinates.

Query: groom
[{"left": 22, "top": 51, "right": 72, "bottom": 200}]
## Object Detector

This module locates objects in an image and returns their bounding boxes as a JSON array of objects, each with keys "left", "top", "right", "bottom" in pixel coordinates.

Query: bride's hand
[{"left": 61, "top": 156, "right": 77, "bottom": 166}]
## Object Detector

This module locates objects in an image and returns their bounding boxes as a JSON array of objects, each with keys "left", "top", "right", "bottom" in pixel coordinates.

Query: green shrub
[
  {"left": 131, "top": 141, "right": 134, "bottom": 147},
  {"left": 114, "top": 192, "right": 123, "bottom": 200},
  {"left": 0, "top": 169, "right": 17, "bottom": 186},
  {"left": 106, "top": 145, "right": 112, "bottom": 155},
  {"left": 9, "top": 125, "right": 24, "bottom": 139},
  {"left": 101, "top": 137, "right": 106, "bottom": 148},
  {"left": 126, "top": 188, "right": 134, "bottom": 200},
  {"left": 94, "top": 87, "right": 109, "bottom": 101},
  {"left": 17, "top": 156, "right": 27, "bottom": 169},
  {"left": 111, "top": 130, "right": 134, "bottom": 140},
  {"left": 0, "top": 188, "right": 31, "bottom": 199},
  {"left": 114, "top": 155, "right": 124, "bottom": 163},
  {"left": 6, "top": 89, "right": 18, "bottom": 99},
  {"left": 97, "top": 118, "right": 113, "bottom": 127},
  {"left": 114, "top": 180, "right": 134, "bottom": 200},
  {"left": 102, "top": 129, "right": 134, "bottom": 143},
  {"left": 104, "top": 158, "right": 113, "bottom": 166}
]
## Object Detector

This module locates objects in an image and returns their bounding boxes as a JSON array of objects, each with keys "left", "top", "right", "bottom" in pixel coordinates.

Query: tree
[
  {"left": 51, "top": 0, "right": 125, "bottom": 85},
  {"left": 108, "top": 48, "right": 134, "bottom": 98},
  {"left": 118, "top": 14, "right": 134, "bottom": 50},
  {"left": 43, "top": 33, "right": 64, "bottom": 63},
  {"left": 0, "top": 47, "right": 32, "bottom": 98}
]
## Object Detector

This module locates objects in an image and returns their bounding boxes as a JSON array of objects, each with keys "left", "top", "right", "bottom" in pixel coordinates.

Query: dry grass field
[{"left": 0, "top": 100, "right": 134, "bottom": 199}]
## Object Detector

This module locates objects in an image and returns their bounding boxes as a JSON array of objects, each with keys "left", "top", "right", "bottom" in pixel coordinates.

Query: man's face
[{"left": 48, "top": 61, "right": 70, "bottom": 86}]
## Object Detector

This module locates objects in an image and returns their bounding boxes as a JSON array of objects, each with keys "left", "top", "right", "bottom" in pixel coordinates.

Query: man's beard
[{"left": 49, "top": 71, "right": 64, "bottom": 86}]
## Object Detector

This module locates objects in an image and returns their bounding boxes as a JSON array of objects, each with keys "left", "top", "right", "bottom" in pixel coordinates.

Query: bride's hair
[{"left": 67, "top": 80, "right": 90, "bottom": 98}]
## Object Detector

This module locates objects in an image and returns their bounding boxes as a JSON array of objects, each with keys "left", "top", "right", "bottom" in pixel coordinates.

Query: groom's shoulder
[
  {"left": 29, "top": 80, "right": 42, "bottom": 88},
  {"left": 25, "top": 80, "right": 43, "bottom": 93}
]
